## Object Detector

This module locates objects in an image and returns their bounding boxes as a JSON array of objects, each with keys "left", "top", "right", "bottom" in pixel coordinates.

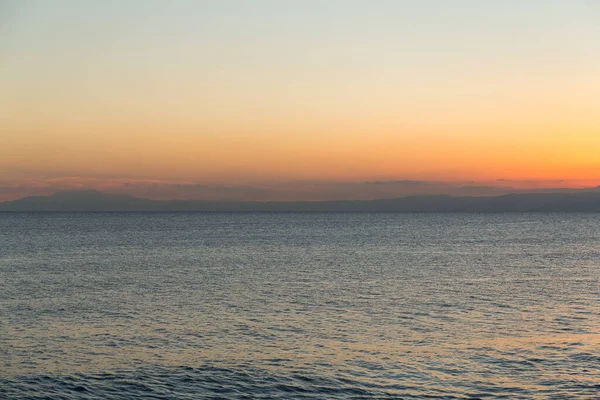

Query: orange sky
[{"left": 1, "top": 1, "right": 599, "bottom": 200}]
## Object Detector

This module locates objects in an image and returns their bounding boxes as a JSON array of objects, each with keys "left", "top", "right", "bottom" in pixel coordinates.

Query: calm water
[{"left": 1, "top": 212, "right": 600, "bottom": 399}]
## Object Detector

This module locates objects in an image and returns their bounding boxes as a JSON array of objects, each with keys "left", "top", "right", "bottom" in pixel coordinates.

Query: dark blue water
[{"left": 1, "top": 212, "right": 600, "bottom": 399}]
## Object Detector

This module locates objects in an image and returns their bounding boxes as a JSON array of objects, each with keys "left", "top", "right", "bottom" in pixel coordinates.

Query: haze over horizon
[
  {"left": 2, "top": 178, "right": 600, "bottom": 203},
  {"left": 2, "top": 1, "right": 599, "bottom": 201}
]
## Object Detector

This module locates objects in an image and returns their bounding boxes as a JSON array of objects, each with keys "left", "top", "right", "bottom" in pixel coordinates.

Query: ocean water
[{"left": 1, "top": 212, "right": 599, "bottom": 399}]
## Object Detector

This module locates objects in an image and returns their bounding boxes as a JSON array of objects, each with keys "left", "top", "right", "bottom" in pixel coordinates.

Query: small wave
[{"left": 3, "top": 364, "right": 600, "bottom": 399}]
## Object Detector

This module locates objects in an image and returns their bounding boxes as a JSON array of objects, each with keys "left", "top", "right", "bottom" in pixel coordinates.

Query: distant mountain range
[{"left": 1, "top": 189, "right": 600, "bottom": 212}]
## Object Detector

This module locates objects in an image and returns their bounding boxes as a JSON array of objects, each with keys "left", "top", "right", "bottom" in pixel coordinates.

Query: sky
[{"left": 1, "top": 0, "right": 599, "bottom": 201}]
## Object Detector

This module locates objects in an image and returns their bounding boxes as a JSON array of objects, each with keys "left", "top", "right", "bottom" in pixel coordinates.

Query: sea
[{"left": 1, "top": 212, "right": 599, "bottom": 399}]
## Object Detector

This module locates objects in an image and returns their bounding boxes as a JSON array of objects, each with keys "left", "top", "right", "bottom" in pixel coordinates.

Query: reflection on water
[{"left": 1, "top": 212, "right": 600, "bottom": 398}]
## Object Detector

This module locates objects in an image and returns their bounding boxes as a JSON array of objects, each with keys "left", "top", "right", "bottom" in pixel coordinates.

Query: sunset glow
[{"left": 1, "top": 1, "right": 599, "bottom": 201}]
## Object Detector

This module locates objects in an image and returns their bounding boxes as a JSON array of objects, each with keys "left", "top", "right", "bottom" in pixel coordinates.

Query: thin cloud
[
  {"left": 0, "top": 177, "right": 597, "bottom": 202},
  {"left": 363, "top": 180, "right": 428, "bottom": 186}
]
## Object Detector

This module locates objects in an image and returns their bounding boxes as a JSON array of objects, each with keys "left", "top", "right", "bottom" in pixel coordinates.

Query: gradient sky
[{"left": 1, "top": 1, "right": 599, "bottom": 200}]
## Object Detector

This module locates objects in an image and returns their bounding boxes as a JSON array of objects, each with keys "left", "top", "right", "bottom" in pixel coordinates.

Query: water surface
[{"left": 1, "top": 212, "right": 599, "bottom": 398}]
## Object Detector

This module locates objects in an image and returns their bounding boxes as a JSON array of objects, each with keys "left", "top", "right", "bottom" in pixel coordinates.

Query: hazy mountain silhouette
[{"left": 1, "top": 189, "right": 600, "bottom": 212}]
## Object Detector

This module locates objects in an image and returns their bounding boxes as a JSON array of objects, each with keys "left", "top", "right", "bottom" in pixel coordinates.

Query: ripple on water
[{"left": 2, "top": 213, "right": 600, "bottom": 399}]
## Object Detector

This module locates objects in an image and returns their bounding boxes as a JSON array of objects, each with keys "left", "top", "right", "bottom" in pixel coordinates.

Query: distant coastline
[{"left": 1, "top": 189, "right": 600, "bottom": 212}]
